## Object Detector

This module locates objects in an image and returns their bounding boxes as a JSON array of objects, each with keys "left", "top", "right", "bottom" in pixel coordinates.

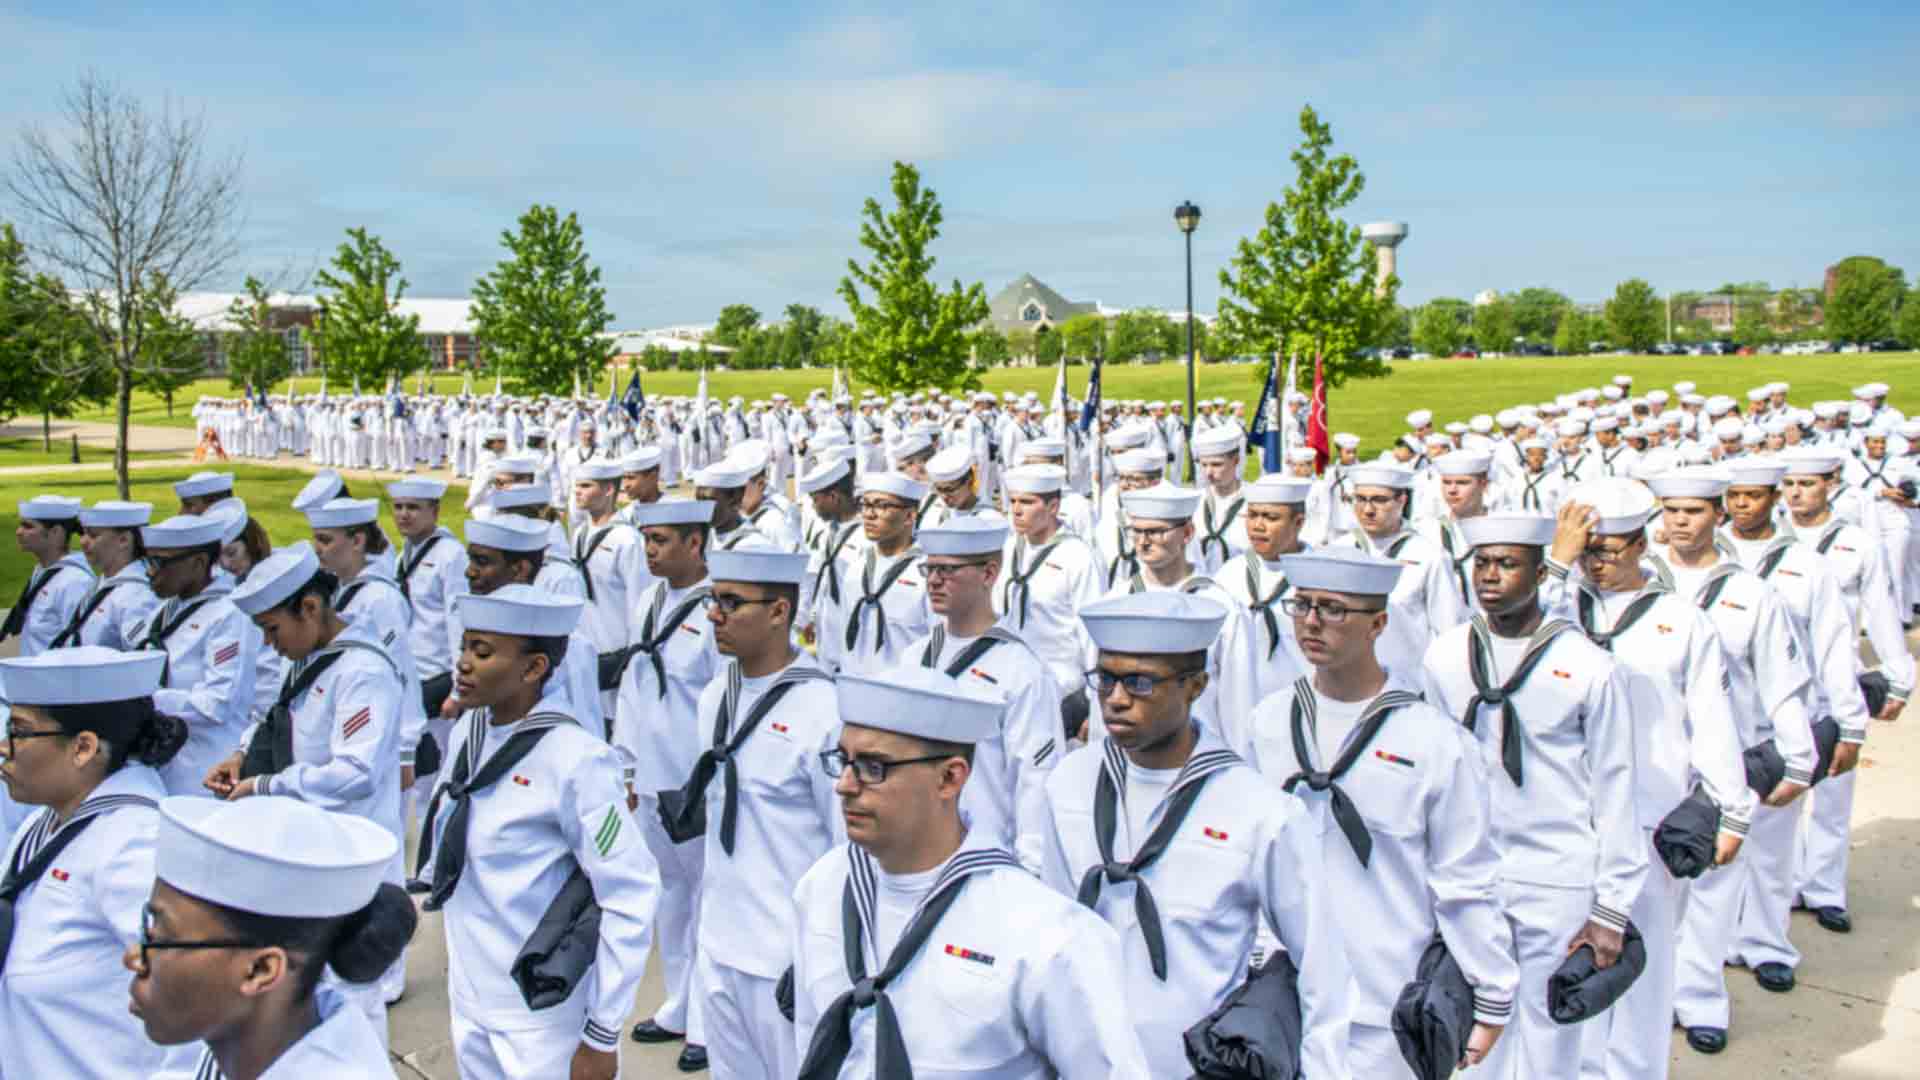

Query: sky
[{"left": 3, "top": 1, "right": 1917, "bottom": 325}]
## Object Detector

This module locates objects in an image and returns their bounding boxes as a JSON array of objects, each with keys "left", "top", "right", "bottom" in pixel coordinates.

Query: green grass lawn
[
  {"left": 0, "top": 464, "right": 476, "bottom": 599},
  {"left": 80, "top": 353, "right": 1920, "bottom": 455}
]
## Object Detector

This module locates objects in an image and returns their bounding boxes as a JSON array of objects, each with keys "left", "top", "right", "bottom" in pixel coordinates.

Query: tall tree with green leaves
[
  {"left": 1060, "top": 313, "right": 1107, "bottom": 362},
  {"left": 1553, "top": 310, "right": 1599, "bottom": 355},
  {"left": 1216, "top": 104, "right": 1397, "bottom": 384},
  {"left": 1033, "top": 325, "right": 1063, "bottom": 366},
  {"left": 470, "top": 205, "right": 616, "bottom": 395},
  {"left": 1826, "top": 256, "right": 1905, "bottom": 343},
  {"left": 1413, "top": 300, "right": 1467, "bottom": 356},
  {"left": 1897, "top": 285, "right": 1920, "bottom": 348},
  {"left": 312, "top": 227, "right": 421, "bottom": 390},
  {"left": 131, "top": 273, "right": 204, "bottom": 417},
  {"left": 780, "top": 303, "right": 827, "bottom": 367},
  {"left": 971, "top": 326, "right": 1011, "bottom": 368},
  {"left": 223, "top": 275, "right": 294, "bottom": 393},
  {"left": 1605, "top": 278, "right": 1663, "bottom": 352},
  {"left": 838, "top": 161, "right": 989, "bottom": 393},
  {"left": 710, "top": 304, "right": 762, "bottom": 350},
  {"left": 1472, "top": 297, "right": 1517, "bottom": 354},
  {"left": 0, "top": 223, "right": 54, "bottom": 424},
  {"left": 1509, "top": 287, "right": 1570, "bottom": 342}
]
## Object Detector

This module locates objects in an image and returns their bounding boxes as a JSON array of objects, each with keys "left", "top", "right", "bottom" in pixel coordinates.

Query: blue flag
[
  {"left": 250, "top": 382, "right": 267, "bottom": 409},
  {"left": 1077, "top": 356, "right": 1102, "bottom": 434},
  {"left": 622, "top": 369, "right": 645, "bottom": 422},
  {"left": 1246, "top": 358, "right": 1283, "bottom": 473}
]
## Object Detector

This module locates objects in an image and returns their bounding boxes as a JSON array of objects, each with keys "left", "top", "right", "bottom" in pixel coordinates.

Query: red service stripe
[
  {"left": 213, "top": 644, "right": 239, "bottom": 664},
  {"left": 342, "top": 707, "right": 372, "bottom": 738}
]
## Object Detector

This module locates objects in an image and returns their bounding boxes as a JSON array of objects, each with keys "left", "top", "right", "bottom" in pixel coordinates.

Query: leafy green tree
[
  {"left": 1733, "top": 304, "right": 1776, "bottom": 347},
  {"left": 1553, "top": 311, "right": 1601, "bottom": 355},
  {"left": 1382, "top": 306, "right": 1414, "bottom": 350},
  {"left": 1605, "top": 278, "right": 1662, "bottom": 353},
  {"left": 1412, "top": 300, "right": 1467, "bottom": 355},
  {"left": 1061, "top": 313, "right": 1107, "bottom": 361},
  {"left": 223, "top": 275, "right": 293, "bottom": 394},
  {"left": 971, "top": 326, "right": 1011, "bottom": 368},
  {"left": 1472, "top": 297, "right": 1517, "bottom": 354},
  {"left": 780, "top": 304, "right": 827, "bottom": 367},
  {"left": 1109, "top": 309, "right": 1172, "bottom": 362},
  {"left": 1827, "top": 256, "right": 1905, "bottom": 343},
  {"left": 470, "top": 206, "right": 616, "bottom": 395},
  {"left": 131, "top": 273, "right": 204, "bottom": 417},
  {"left": 1509, "top": 287, "right": 1571, "bottom": 342},
  {"left": 711, "top": 304, "right": 762, "bottom": 350},
  {"left": 1033, "top": 325, "right": 1063, "bottom": 366},
  {"left": 1216, "top": 104, "right": 1398, "bottom": 385},
  {"left": 837, "top": 161, "right": 989, "bottom": 393},
  {"left": 1005, "top": 326, "right": 1036, "bottom": 362},
  {"left": 313, "top": 227, "right": 422, "bottom": 390},
  {"left": 0, "top": 223, "right": 55, "bottom": 424},
  {"left": 17, "top": 272, "right": 115, "bottom": 449}
]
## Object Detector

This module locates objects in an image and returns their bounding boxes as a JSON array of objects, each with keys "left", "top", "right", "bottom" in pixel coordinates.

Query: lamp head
[{"left": 1174, "top": 201, "right": 1202, "bottom": 234}]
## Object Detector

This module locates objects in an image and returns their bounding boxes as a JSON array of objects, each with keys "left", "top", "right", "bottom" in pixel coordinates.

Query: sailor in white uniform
[
  {"left": 797, "top": 458, "right": 865, "bottom": 648},
  {"left": 1040, "top": 591, "right": 1356, "bottom": 1077},
  {"left": 1421, "top": 513, "right": 1648, "bottom": 1080},
  {"left": 131, "top": 796, "right": 413, "bottom": 1079},
  {"left": 58, "top": 501, "right": 162, "bottom": 651},
  {"left": 171, "top": 472, "right": 235, "bottom": 517},
  {"left": 792, "top": 664, "right": 1151, "bottom": 1078},
  {"left": 291, "top": 473, "right": 397, "bottom": 579},
  {"left": 995, "top": 463, "right": 1103, "bottom": 743},
  {"left": 616, "top": 447, "right": 666, "bottom": 529},
  {"left": 815, "top": 472, "right": 932, "bottom": 676},
  {"left": 1216, "top": 474, "right": 1314, "bottom": 707},
  {"left": 693, "top": 461, "right": 777, "bottom": 553},
  {"left": 388, "top": 478, "right": 466, "bottom": 774},
  {"left": 730, "top": 440, "right": 802, "bottom": 551},
  {"left": 5, "top": 495, "right": 95, "bottom": 659},
  {"left": 921, "top": 446, "right": 1008, "bottom": 529},
  {"left": 135, "top": 515, "right": 261, "bottom": 798},
  {"left": 1336, "top": 464, "right": 1471, "bottom": 675},
  {"left": 569, "top": 460, "right": 650, "bottom": 714},
  {"left": 1416, "top": 450, "right": 1501, "bottom": 610},
  {"left": 418, "top": 587, "right": 660, "bottom": 1080},
  {"left": 1192, "top": 425, "right": 1252, "bottom": 572},
  {"left": 1246, "top": 549, "right": 1517, "bottom": 1077},
  {"left": 0, "top": 648, "right": 177, "bottom": 1079}
]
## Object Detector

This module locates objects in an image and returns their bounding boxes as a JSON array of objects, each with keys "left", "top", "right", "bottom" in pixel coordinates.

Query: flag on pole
[
  {"left": 318, "top": 369, "right": 328, "bottom": 403},
  {"left": 352, "top": 373, "right": 361, "bottom": 397},
  {"left": 692, "top": 364, "right": 709, "bottom": 444},
  {"left": 831, "top": 364, "right": 847, "bottom": 402},
  {"left": 622, "top": 367, "right": 645, "bottom": 422},
  {"left": 1077, "top": 355, "right": 1102, "bottom": 434},
  {"left": 573, "top": 368, "right": 582, "bottom": 400},
  {"left": 461, "top": 368, "right": 473, "bottom": 397},
  {"left": 1279, "top": 353, "right": 1299, "bottom": 451},
  {"left": 1246, "top": 356, "right": 1283, "bottom": 474},
  {"left": 1307, "top": 354, "right": 1331, "bottom": 475},
  {"left": 492, "top": 369, "right": 502, "bottom": 397}
]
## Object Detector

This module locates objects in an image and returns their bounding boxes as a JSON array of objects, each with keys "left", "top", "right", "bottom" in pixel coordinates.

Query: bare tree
[{"left": 6, "top": 73, "right": 242, "bottom": 496}]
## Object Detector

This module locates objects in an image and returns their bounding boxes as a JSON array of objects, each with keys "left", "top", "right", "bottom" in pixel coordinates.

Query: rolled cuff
[
  {"left": 582, "top": 1017, "right": 621, "bottom": 1053},
  {"left": 1589, "top": 901, "right": 1630, "bottom": 934},
  {"left": 1472, "top": 989, "right": 1514, "bottom": 1026}
]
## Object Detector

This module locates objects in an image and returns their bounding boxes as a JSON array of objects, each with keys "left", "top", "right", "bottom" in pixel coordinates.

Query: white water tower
[{"left": 1361, "top": 221, "right": 1409, "bottom": 297}]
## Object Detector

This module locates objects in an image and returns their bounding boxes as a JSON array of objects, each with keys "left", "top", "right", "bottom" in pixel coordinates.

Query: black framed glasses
[
  {"left": 1084, "top": 668, "right": 1202, "bottom": 698},
  {"left": 3, "top": 724, "right": 67, "bottom": 758},
  {"left": 1278, "top": 597, "right": 1385, "bottom": 623},
  {"left": 859, "top": 499, "right": 912, "bottom": 515},
  {"left": 146, "top": 551, "right": 204, "bottom": 571},
  {"left": 922, "top": 559, "right": 993, "bottom": 580},
  {"left": 137, "top": 904, "right": 258, "bottom": 970},
  {"left": 1580, "top": 543, "right": 1639, "bottom": 565},
  {"left": 1128, "top": 524, "right": 1182, "bottom": 542},
  {"left": 700, "top": 594, "right": 775, "bottom": 616},
  {"left": 819, "top": 748, "right": 952, "bottom": 785}
]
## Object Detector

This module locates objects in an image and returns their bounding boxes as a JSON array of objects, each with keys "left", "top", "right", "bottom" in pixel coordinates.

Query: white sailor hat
[
  {"left": 1121, "top": 483, "right": 1201, "bottom": 522},
  {"left": 1592, "top": 416, "right": 1620, "bottom": 433},
  {"left": 1280, "top": 547, "right": 1404, "bottom": 596},
  {"left": 19, "top": 495, "right": 82, "bottom": 522},
  {"left": 142, "top": 513, "right": 226, "bottom": 549},
  {"left": 479, "top": 425, "right": 510, "bottom": 442},
  {"left": 1745, "top": 386, "right": 1768, "bottom": 403},
  {"left": 524, "top": 426, "right": 550, "bottom": 441},
  {"left": 495, "top": 453, "right": 544, "bottom": 476},
  {"left": 1723, "top": 461, "right": 1787, "bottom": 488},
  {"left": 1459, "top": 513, "right": 1557, "bottom": 548},
  {"left": 1469, "top": 414, "right": 1494, "bottom": 434},
  {"left": 1864, "top": 382, "right": 1890, "bottom": 397},
  {"left": 1646, "top": 389, "right": 1671, "bottom": 404},
  {"left": 205, "top": 498, "right": 249, "bottom": 544},
  {"left": 1679, "top": 393, "right": 1705, "bottom": 407},
  {"left": 173, "top": 472, "right": 234, "bottom": 499},
  {"left": 1443, "top": 422, "right": 1468, "bottom": 436},
  {"left": 1672, "top": 380, "right": 1697, "bottom": 394},
  {"left": 1333, "top": 432, "right": 1361, "bottom": 450},
  {"left": 1711, "top": 417, "right": 1745, "bottom": 441},
  {"left": 728, "top": 440, "right": 772, "bottom": 474},
  {"left": 621, "top": 448, "right": 663, "bottom": 473},
  {"left": 1566, "top": 479, "right": 1657, "bottom": 535},
  {"left": 291, "top": 471, "right": 344, "bottom": 512},
  {"left": 1519, "top": 437, "right": 1548, "bottom": 452},
  {"left": 1898, "top": 420, "right": 1920, "bottom": 441},
  {"left": 1106, "top": 425, "right": 1153, "bottom": 450},
  {"left": 1245, "top": 474, "right": 1312, "bottom": 504},
  {"left": 463, "top": 515, "right": 550, "bottom": 553},
  {"left": 1432, "top": 450, "right": 1492, "bottom": 476},
  {"left": 1646, "top": 469, "right": 1728, "bottom": 500},
  {"left": 927, "top": 447, "right": 975, "bottom": 483},
  {"left": 798, "top": 458, "right": 851, "bottom": 494},
  {"left": 304, "top": 497, "right": 378, "bottom": 529},
  {"left": 158, "top": 796, "right": 396, "bottom": 920},
  {"left": 387, "top": 478, "right": 446, "bottom": 501},
  {"left": 80, "top": 500, "right": 153, "bottom": 529},
  {"left": 631, "top": 498, "right": 715, "bottom": 527},
  {"left": 691, "top": 462, "right": 751, "bottom": 490},
  {"left": 1778, "top": 448, "right": 1843, "bottom": 475},
  {"left": 1286, "top": 447, "right": 1319, "bottom": 465},
  {"left": 917, "top": 516, "right": 1008, "bottom": 557},
  {"left": 1707, "top": 395, "right": 1738, "bottom": 417},
  {"left": 230, "top": 544, "right": 322, "bottom": 614},
  {"left": 1741, "top": 425, "right": 1766, "bottom": 446},
  {"left": 858, "top": 472, "right": 928, "bottom": 502},
  {"left": 1848, "top": 402, "right": 1872, "bottom": 425},
  {"left": 1021, "top": 437, "right": 1067, "bottom": 460},
  {"left": 0, "top": 645, "right": 166, "bottom": 705},
  {"left": 972, "top": 391, "right": 996, "bottom": 405},
  {"left": 489, "top": 483, "right": 551, "bottom": 510},
  {"left": 574, "top": 460, "right": 624, "bottom": 482},
  {"left": 456, "top": 583, "right": 584, "bottom": 638},
  {"left": 1115, "top": 448, "right": 1166, "bottom": 475},
  {"left": 708, "top": 549, "right": 809, "bottom": 587},
  {"left": 1192, "top": 426, "right": 1243, "bottom": 457},
  {"left": 1003, "top": 463, "right": 1066, "bottom": 494},
  {"left": 1761, "top": 416, "right": 1788, "bottom": 436},
  {"left": 1081, "top": 592, "right": 1227, "bottom": 654},
  {"left": 1601, "top": 386, "right": 1624, "bottom": 401},
  {"left": 1344, "top": 464, "right": 1415, "bottom": 490},
  {"left": 836, "top": 665, "right": 1003, "bottom": 744},
  {"left": 1554, "top": 418, "right": 1587, "bottom": 439},
  {"left": 1661, "top": 413, "right": 1683, "bottom": 428},
  {"left": 890, "top": 432, "right": 935, "bottom": 461},
  {"left": 1405, "top": 409, "right": 1433, "bottom": 427}
]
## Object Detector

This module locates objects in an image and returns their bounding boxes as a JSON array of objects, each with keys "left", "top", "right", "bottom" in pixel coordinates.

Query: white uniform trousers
[
  {"left": 697, "top": 951, "right": 792, "bottom": 1080},
  {"left": 451, "top": 996, "right": 608, "bottom": 1080},
  {"left": 635, "top": 792, "right": 708, "bottom": 1044},
  {"left": 1795, "top": 768, "right": 1856, "bottom": 910},
  {"left": 1349, "top": 1022, "right": 1417, "bottom": 1080},
  {"left": 1581, "top": 858, "right": 1684, "bottom": 1080},
  {"left": 1732, "top": 799, "right": 1803, "bottom": 971},
  {"left": 1480, "top": 879, "right": 1590, "bottom": 1080}
]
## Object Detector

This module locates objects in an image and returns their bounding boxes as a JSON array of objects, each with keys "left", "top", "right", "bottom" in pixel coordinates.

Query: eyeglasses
[
  {"left": 1351, "top": 494, "right": 1401, "bottom": 508},
  {"left": 922, "top": 559, "right": 992, "bottom": 580},
  {"left": 4, "top": 725, "right": 66, "bottom": 758},
  {"left": 700, "top": 593, "right": 775, "bottom": 616},
  {"left": 1084, "top": 668, "right": 1202, "bottom": 698},
  {"left": 859, "top": 500, "right": 911, "bottom": 515},
  {"left": 146, "top": 551, "right": 203, "bottom": 571},
  {"left": 1279, "top": 597, "right": 1386, "bottom": 623},
  {"left": 1580, "top": 544, "right": 1639, "bottom": 565},
  {"left": 1128, "top": 524, "right": 1182, "bottom": 542},
  {"left": 137, "top": 904, "right": 259, "bottom": 970},
  {"left": 819, "top": 748, "right": 953, "bottom": 785}
]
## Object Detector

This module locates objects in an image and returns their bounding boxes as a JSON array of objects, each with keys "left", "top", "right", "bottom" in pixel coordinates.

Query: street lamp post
[{"left": 1174, "top": 200, "right": 1202, "bottom": 483}]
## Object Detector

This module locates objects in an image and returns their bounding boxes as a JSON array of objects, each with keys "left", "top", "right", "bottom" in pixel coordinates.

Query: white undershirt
[
  {"left": 873, "top": 863, "right": 941, "bottom": 959},
  {"left": 1724, "top": 533, "right": 1771, "bottom": 569},
  {"left": 1485, "top": 632, "right": 1532, "bottom": 685},
  {"left": 1123, "top": 765, "right": 1178, "bottom": 851},
  {"left": 1310, "top": 693, "right": 1367, "bottom": 766},
  {"left": 1665, "top": 561, "right": 1713, "bottom": 603}
]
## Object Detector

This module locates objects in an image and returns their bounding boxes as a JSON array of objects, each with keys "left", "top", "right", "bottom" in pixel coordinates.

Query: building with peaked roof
[{"left": 985, "top": 274, "right": 1099, "bottom": 334}]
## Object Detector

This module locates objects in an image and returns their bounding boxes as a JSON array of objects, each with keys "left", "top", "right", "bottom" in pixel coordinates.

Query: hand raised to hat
[
  {"left": 1459, "top": 1021, "right": 1504, "bottom": 1070},
  {"left": 1567, "top": 919, "right": 1624, "bottom": 969},
  {"left": 571, "top": 1043, "right": 616, "bottom": 1080},
  {"left": 1550, "top": 501, "right": 1594, "bottom": 568}
]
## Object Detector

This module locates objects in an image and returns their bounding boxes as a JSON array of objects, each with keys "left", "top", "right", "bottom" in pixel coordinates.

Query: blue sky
[{"left": 4, "top": 2, "right": 1916, "bottom": 324}]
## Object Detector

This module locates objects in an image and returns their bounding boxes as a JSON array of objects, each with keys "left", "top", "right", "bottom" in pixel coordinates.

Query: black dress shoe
[
  {"left": 1686, "top": 1027, "right": 1728, "bottom": 1054},
  {"left": 1814, "top": 906, "right": 1852, "bottom": 933},
  {"left": 1755, "top": 962, "right": 1797, "bottom": 992},
  {"left": 677, "top": 1044, "right": 709, "bottom": 1072},
  {"left": 403, "top": 877, "right": 431, "bottom": 895},
  {"left": 631, "top": 1020, "right": 684, "bottom": 1044}
]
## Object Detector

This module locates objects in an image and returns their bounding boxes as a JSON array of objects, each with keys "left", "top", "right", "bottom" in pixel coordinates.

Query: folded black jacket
[
  {"left": 1184, "top": 950, "right": 1304, "bottom": 1079},
  {"left": 511, "top": 865, "right": 601, "bottom": 1010},
  {"left": 1391, "top": 937, "right": 1474, "bottom": 1080},
  {"left": 1654, "top": 786, "right": 1720, "bottom": 879},
  {"left": 1549, "top": 921, "right": 1647, "bottom": 1024}
]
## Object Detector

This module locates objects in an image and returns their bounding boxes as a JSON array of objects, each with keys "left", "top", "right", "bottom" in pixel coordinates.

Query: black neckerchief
[
  {"left": 1076, "top": 735, "right": 1240, "bottom": 980},
  {"left": 2, "top": 562, "right": 75, "bottom": 641},
  {"left": 417, "top": 709, "right": 572, "bottom": 911},
  {"left": 1574, "top": 580, "right": 1672, "bottom": 652},
  {"left": 844, "top": 548, "right": 920, "bottom": 654},
  {"left": 662, "top": 660, "right": 831, "bottom": 853},
  {"left": 1520, "top": 470, "right": 1552, "bottom": 511},
  {"left": 397, "top": 533, "right": 445, "bottom": 602},
  {"left": 813, "top": 521, "right": 861, "bottom": 607},
  {"left": 1199, "top": 493, "right": 1245, "bottom": 562},
  {"left": 1435, "top": 521, "right": 1473, "bottom": 604},
  {"left": 623, "top": 582, "right": 713, "bottom": 696},
  {"left": 917, "top": 624, "right": 1016, "bottom": 677},
  {"left": 1244, "top": 555, "right": 1293, "bottom": 659},
  {"left": 571, "top": 524, "right": 616, "bottom": 604},
  {"left": 1001, "top": 535, "right": 1065, "bottom": 628},
  {"left": 1464, "top": 614, "right": 1574, "bottom": 785},
  {"left": 1283, "top": 678, "right": 1422, "bottom": 866},
  {"left": 143, "top": 592, "right": 221, "bottom": 684},
  {"left": 51, "top": 578, "right": 123, "bottom": 649}
]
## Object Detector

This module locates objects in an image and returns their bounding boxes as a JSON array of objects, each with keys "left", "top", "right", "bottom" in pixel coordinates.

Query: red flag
[{"left": 1307, "top": 354, "right": 1331, "bottom": 475}]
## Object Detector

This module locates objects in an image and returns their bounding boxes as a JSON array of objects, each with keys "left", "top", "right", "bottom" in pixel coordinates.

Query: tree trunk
[
  {"left": 165, "top": 389, "right": 174, "bottom": 417},
  {"left": 42, "top": 410, "right": 51, "bottom": 453},
  {"left": 116, "top": 365, "right": 133, "bottom": 499}
]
